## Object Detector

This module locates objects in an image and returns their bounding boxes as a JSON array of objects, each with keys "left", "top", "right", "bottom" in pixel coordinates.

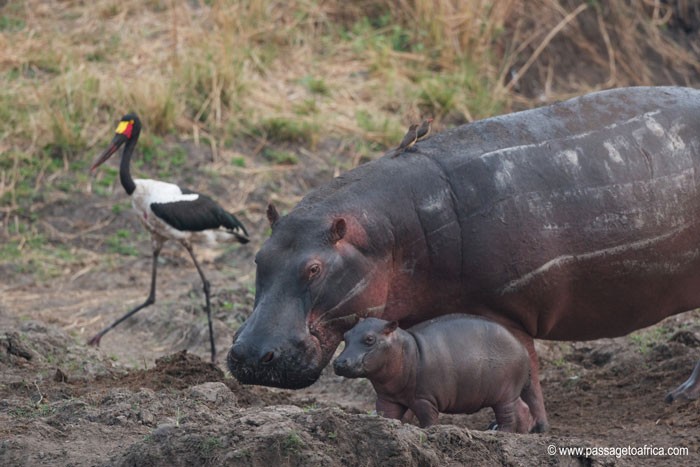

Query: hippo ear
[
  {"left": 329, "top": 217, "right": 346, "bottom": 243},
  {"left": 382, "top": 321, "right": 398, "bottom": 335},
  {"left": 267, "top": 203, "right": 280, "bottom": 227}
]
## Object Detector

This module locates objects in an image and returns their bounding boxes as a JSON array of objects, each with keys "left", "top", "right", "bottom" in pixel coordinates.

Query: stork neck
[{"left": 119, "top": 137, "right": 138, "bottom": 195}]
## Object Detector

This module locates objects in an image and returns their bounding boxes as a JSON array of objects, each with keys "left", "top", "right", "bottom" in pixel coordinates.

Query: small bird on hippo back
[{"left": 390, "top": 118, "right": 434, "bottom": 158}]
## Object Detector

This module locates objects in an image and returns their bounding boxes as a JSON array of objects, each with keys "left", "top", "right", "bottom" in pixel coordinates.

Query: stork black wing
[{"left": 150, "top": 192, "right": 248, "bottom": 237}]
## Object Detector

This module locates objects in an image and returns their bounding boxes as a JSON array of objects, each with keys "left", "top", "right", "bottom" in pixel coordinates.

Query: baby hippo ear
[
  {"left": 382, "top": 321, "right": 398, "bottom": 335},
  {"left": 329, "top": 217, "right": 346, "bottom": 243},
  {"left": 267, "top": 203, "right": 280, "bottom": 227}
]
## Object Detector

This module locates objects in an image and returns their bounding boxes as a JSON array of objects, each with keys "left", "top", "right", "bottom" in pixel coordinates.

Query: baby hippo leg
[
  {"left": 376, "top": 398, "right": 409, "bottom": 421},
  {"left": 492, "top": 397, "right": 532, "bottom": 433},
  {"left": 411, "top": 399, "right": 440, "bottom": 428}
]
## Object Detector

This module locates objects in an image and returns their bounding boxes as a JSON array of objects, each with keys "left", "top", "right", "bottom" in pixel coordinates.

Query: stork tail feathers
[{"left": 218, "top": 209, "right": 250, "bottom": 243}]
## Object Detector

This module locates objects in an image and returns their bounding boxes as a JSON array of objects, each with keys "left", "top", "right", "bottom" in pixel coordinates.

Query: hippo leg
[
  {"left": 400, "top": 409, "right": 416, "bottom": 424},
  {"left": 491, "top": 398, "right": 521, "bottom": 433},
  {"left": 411, "top": 399, "right": 440, "bottom": 428},
  {"left": 514, "top": 398, "right": 535, "bottom": 433},
  {"left": 492, "top": 397, "right": 533, "bottom": 433},
  {"left": 507, "top": 329, "right": 550, "bottom": 433},
  {"left": 666, "top": 360, "right": 700, "bottom": 403},
  {"left": 376, "top": 398, "right": 409, "bottom": 421}
]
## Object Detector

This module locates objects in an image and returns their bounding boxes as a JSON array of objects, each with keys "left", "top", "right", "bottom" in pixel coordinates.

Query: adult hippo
[{"left": 228, "top": 86, "right": 700, "bottom": 432}]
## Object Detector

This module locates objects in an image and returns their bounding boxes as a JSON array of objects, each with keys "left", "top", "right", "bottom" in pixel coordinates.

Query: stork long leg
[
  {"left": 181, "top": 241, "right": 216, "bottom": 363},
  {"left": 88, "top": 238, "right": 163, "bottom": 347}
]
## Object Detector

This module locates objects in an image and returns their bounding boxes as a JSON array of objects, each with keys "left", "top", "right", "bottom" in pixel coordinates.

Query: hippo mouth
[
  {"left": 227, "top": 329, "right": 339, "bottom": 389},
  {"left": 226, "top": 348, "right": 328, "bottom": 389},
  {"left": 332, "top": 359, "right": 366, "bottom": 378}
]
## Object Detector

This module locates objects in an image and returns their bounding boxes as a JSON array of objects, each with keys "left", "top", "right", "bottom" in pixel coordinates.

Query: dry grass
[
  {"left": 0, "top": 0, "right": 699, "bottom": 264},
  {"left": 0, "top": 1, "right": 695, "bottom": 160}
]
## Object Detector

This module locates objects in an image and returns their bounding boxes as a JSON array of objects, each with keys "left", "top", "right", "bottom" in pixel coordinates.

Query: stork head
[{"left": 90, "top": 113, "right": 141, "bottom": 173}]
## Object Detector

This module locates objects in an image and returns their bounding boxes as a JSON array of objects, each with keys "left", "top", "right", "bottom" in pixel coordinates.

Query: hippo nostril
[
  {"left": 228, "top": 343, "right": 246, "bottom": 363},
  {"left": 260, "top": 351, "right": 275, "bottom": 364}
]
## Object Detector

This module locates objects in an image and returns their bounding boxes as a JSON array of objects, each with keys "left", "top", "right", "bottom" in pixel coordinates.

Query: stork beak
[{"left": 90, "top": 134, "right": 128, "bottom": 174}]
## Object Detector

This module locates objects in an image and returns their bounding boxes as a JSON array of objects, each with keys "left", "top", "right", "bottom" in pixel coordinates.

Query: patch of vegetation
[
  {"left": 629, "top": 327, "right": 671, "bottom": 355},
  {"left": 355, "top": 110, "right": 403, "bottom": 147},
  {"left": 262, "top": 148, "right": 298, "bottom": 165},
  {"left": 298, "top": 76, "right": 330, "bottom": 96},
  {"left": 292, "top": 99, "right": 318, "bottom": 116},
  {"left": 199, "top": 436, "right": 223, "bottom": 458},
  {"left": 230, "top": 156, "right": 246, "bottom": 168},
  {"left": 111, "top": 201, "right": 131, "bottom": 215},
  {"left": 0, "top": 16, "right": 25, "bottom": 32},
  {"left": 106, "top": 229, "right": 140, "bottom": 256},
  {"left": 255, "top": 118, "right": 317, "bottom": 145},
  {"left": 9, "top": 403, "right": 55, "bottom": 419},
  {"left": 303, "top": 403, "right": 320, "bottom": 412},
  {"left": 416, "top": 62, "right": 503, "bottom": 121},
  {"left": 281, "top": 431, "right": 304, "bottom": 454}
]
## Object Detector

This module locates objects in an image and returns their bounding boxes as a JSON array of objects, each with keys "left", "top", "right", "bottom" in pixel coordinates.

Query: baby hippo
[{"left": 333, "top": 314, "right": 533, "bottom": 432}]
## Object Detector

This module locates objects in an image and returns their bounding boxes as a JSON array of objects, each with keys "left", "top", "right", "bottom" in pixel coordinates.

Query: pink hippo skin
[{"left": 333, "top": 314, "right": 533, "bottom": 432}]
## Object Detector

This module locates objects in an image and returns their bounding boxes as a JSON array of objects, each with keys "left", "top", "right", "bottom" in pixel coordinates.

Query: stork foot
[{"left": 87, "top": 334, "right": 102, "bottom": 347}]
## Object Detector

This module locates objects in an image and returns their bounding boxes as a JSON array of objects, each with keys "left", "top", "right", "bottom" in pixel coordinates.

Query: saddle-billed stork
[{"left": 88, "top": 113, "right": 249, "bottom": 363}]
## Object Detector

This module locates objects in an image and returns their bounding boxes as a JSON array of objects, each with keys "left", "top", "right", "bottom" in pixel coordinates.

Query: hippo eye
[
  {"left": 364, "top": 335, "right": 375, "bottom": 346},
  {"left": 308, "top": 263, "right": 321, "bottom": 280}
]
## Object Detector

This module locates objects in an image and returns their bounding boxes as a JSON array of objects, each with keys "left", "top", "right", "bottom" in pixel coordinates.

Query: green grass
[
  {"left": 106, "top": 229, "right": 140, "bottom": 257},
  {"left": 9, "top": 403, "right": 55, "bottom": 419},
  {"left": 254, "top": 117, "right": 317, "bottom": 145},
  {"left": 0, "top": 16, "right": 26, "bottom": 32},
  {"left": 281, "top": 431, "right": 304, "bottom": 454},
  {"left": 262, "top": 148, "right": 298, "bottom": 165},
  {"left": 298, "top": 76, "right": 330, "bottom": 96},
  {"left": 0, "top": 0, "right": 512, "bottom": 217},
  {"left": 628, "top": 326, "right": 671, "bottom": 355},
  {"left": 199, "top": 436, "right": 223, "bottom": 458},
  {"left": 0, "top": 0, "right": 526, "bottom": 287},
  {"left": 230, "top": 156, "right": 246, "bottom": 167}
]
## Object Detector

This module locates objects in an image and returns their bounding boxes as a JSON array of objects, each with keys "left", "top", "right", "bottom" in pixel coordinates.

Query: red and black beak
[{"left": 89, "top": 133, "right": 128, "bottom": 174}]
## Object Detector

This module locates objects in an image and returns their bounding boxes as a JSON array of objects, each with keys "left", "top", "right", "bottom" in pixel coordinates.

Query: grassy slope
[{"left": 1, "top": 0, "right": 699, "bottom": 283}]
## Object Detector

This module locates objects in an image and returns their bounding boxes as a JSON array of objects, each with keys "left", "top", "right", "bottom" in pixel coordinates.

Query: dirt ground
[{"left": 2, "top": 146, "right": 700, "bottom": 467}]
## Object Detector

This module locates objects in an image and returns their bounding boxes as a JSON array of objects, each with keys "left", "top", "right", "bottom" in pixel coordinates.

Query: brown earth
[
  {"left": 3, "top": 3, "right": 700, "bottom": 463},
  {"left": 2, "top": 144, "right": 700, "bottom": 466}
]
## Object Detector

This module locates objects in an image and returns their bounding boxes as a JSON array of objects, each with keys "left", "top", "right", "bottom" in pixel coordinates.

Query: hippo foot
[
  {"left": 666, "top": 361, "right": 700, "bottom": 404},
  {"left": 488, "top": 419, "right": 549, "bottom": 433},
  {"left": 530, "top": 421, "right": 550, "bottom": 433}
]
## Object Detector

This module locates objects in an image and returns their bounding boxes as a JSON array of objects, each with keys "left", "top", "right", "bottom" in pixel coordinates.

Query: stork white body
[
  {"left": 132, "top": 179, "right": 198, "bottom": 240},
  {"left": 131, "top": 179, "right": 238, "bottom": 245}
]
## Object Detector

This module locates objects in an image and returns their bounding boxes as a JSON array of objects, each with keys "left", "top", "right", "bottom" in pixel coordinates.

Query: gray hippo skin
[
  {"left": 334, "top": 315, "right": 533, "bottom": 431},
  {"left": 229, "top": 86, "right": 700, "bottom": 432}
]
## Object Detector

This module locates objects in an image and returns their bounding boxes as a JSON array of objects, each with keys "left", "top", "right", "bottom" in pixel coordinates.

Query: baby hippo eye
[
  {"left": 308, "top": 263, "right": 321, "bottom": 279},
  {"left": 364, "top": 335, "right": 376, "bottom": 346}
]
